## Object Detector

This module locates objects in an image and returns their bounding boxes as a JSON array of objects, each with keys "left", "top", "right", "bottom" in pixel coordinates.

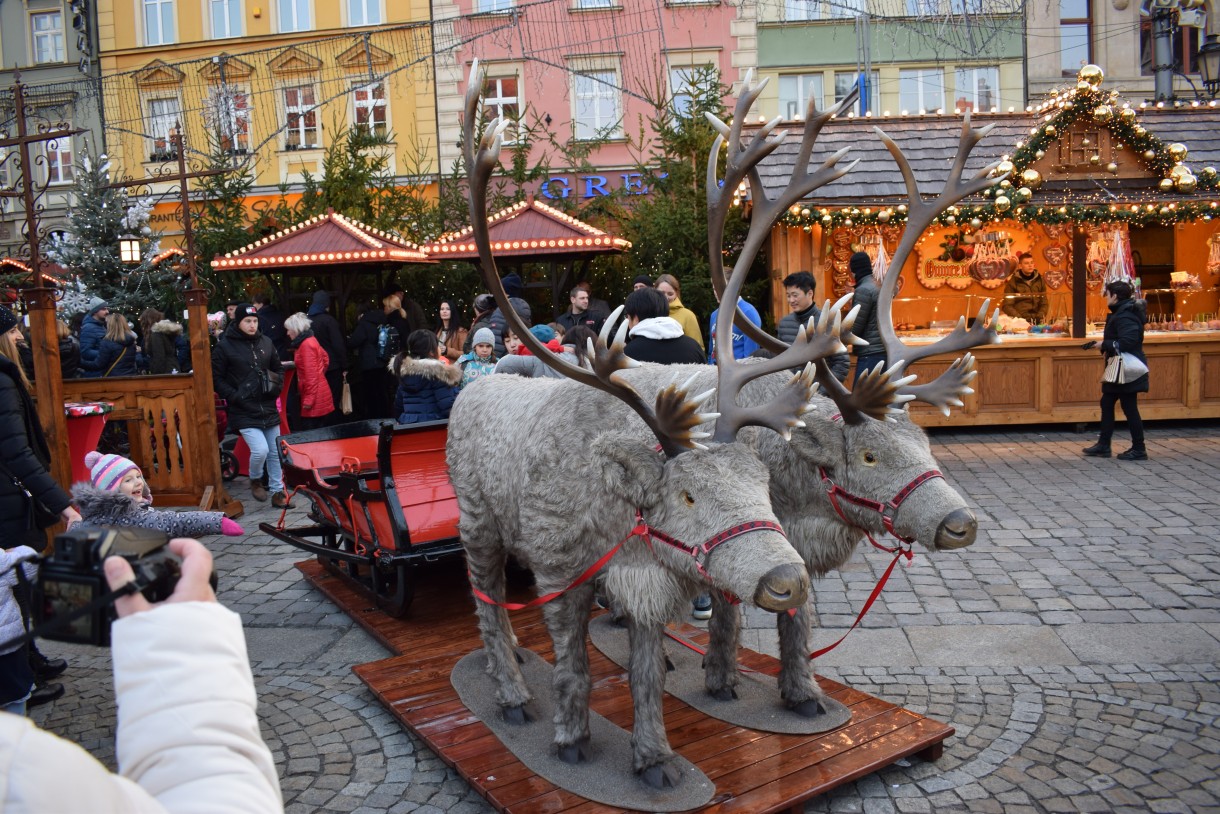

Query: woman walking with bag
[{"left": 1082, "top": 280, "right": 1149, "bottom": 461}]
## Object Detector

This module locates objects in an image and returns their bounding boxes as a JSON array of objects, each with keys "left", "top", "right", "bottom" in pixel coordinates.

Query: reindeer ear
[{"left": 591, "top": 435, "right": 664, "bottom": 510}]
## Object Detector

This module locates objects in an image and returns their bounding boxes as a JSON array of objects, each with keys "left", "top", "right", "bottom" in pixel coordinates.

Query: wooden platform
[{"left": 297, "top": 558, "right": 953, "bottom": 814}]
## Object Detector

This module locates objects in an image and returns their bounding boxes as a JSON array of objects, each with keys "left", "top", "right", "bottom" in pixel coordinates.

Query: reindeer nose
[
  {"left": 935, "top": 507, "right": 977, "bottom": 550},
  {"left": 754, "top": 563, "right": 809, "bottom": 611}
]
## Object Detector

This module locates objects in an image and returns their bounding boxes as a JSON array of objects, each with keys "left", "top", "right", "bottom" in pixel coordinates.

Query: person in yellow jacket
[{"left": 654, "top": 274, "right": 704, "bottom": 351}]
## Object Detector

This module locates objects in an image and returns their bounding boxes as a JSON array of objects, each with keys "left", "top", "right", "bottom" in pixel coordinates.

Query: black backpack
[{"left": 376, "top": 323, "right": 402, "bottom": 363}]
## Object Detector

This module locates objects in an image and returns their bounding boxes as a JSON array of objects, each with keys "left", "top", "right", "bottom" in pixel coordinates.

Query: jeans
[
  {"left": 1, "top": 694, "right": 29, "bottom": 716},
  {"left": 853, "top": 353, "right": 888, "bottom": 384},
  {"left": 1098, "top": 392, "right": 1145, "bottom": 450},
  {"left": 239, "top": 426, "right": 283, "bottom": 492}
]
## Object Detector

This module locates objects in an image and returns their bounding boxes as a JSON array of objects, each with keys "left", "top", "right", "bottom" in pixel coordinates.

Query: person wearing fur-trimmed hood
[
  {"left": 390, "top": 330, "right": 461, "bottom": 424},
  {"left": 72, "top": 452, "right": 243, "bottom": 539}
]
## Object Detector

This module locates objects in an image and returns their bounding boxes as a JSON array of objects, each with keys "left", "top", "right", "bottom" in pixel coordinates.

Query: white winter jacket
[{"left": 0, "top": 602, "right": 282, "bottom": 813}]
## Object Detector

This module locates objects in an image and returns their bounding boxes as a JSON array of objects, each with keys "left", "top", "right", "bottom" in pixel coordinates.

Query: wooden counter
[{"left": 897, "top": 331, "right": 1220, "bottom": 427}]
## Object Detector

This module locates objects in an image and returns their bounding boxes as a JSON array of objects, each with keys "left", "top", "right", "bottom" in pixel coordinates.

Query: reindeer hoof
[
  {"left": 640, "top": 761, "right": 681, "bottom": 790},
  {"left": 502, "top": 704, "right": 532, "bottom": 725},
  {"left": 789, "top": 698, "right": 826, "bottom": 718},
  {"left": 557, "top": 739, "right": 591, "bottom": 765},
  {"left": 708, "top": 686, "right": 739, "bottom": 702},
  {"left": 665, "top": 655, "right": 675, "bottom": 672}
]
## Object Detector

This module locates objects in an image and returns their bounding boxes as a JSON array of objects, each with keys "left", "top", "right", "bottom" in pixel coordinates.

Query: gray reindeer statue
[{"left": 445, "top": 61, "right": 904, "bottom": 793}]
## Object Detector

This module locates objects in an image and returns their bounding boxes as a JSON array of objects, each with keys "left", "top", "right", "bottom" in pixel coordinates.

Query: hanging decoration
[
  {"left": 1207, "top": 230, "right": 1220, "bottom": 277},
  {"left": 968, "top": 230, "right": 1016, "bottom": 290},
  {"left": 1103, "top": 226, "right": 1139, "bottom": 295}
]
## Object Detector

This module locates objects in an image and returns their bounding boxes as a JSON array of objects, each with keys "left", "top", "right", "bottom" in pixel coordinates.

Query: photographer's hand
[{"left": 104, "top": 538, "right": 217, "bottom": 617}]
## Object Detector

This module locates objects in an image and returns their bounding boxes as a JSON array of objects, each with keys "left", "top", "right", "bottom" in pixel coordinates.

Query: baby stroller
[{"left": 215, "top": 395, "right": 239, "bottom": 482}]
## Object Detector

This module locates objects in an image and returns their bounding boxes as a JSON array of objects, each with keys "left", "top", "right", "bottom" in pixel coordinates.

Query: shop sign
[
  {"left": 538, "top": 172, "right": 666, "bottom": 200},
  {"left": 917, "top": 259, "right": 973, "bottom": 290}
]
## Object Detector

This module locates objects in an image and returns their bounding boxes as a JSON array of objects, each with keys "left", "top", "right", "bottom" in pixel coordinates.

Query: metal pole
[{"left": 1153, "top": 6, "right": 1176, "bottom": 102}]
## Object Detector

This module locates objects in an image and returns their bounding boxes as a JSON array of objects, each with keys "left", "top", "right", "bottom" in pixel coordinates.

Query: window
[
  {"left": 785, "top": 0, "right": 818, "bottom": 20},
  {"left": 575, "top": 0, "right": 614, "bottom": 8},
  {"left": 44, "top": 136, "right": 74, "bottom": 185},
  {"left": 477, "top": 0, "right": 512, "bottom": 10},
  {"left": 1139, "top": 19, "right": 1198, "bottom": 76},
  {"left": 953, "top": 66, "right": 998, "bottom": 112},
  {"left": 905, "top": 0, "right": 937, "bottom": 13},
  {"left": 669, "top": 67, "right": 702, "bottom": 117},
  {"left": 348, "top": 0, "right": 381, "bottom": 25},
  {"left": 949, "top": 0, "right": 984, "bottom": 11},
  {"left": 31, "top": 11, "right": 65, "bottom": 64},
  {"left": 207, "top": 88, "right": 252, "bottom": 154},
  {"left": 279, "top": 0, "right": 311, "bottom": 32},
  {"left": 481, "top": 75, "right": 520, "bottom": 141},
  {"left": 828, "top": 0, "right": 865, "bottom": 18},
  {"left": 352, "top": 82, "right": 387, "bottom": 136},
  {"left": 143, "top": 0, "right": 175, "bottom": 46},
  {"left": 1059, "top": 0, "right": 1090, "bottom": 74},
  {"left": 573, "top": 70, "right": 621, "bottom": 140},
  {"left": 210, "top": 0, "right": 242, "bottom": 38},
  {"left": 147, "top": 97, "right": 182, "bottom": 160},
  {"left": 779, "top": 74, "right": 824, "bottom": 119},
  {"left": 833, "top": 70, "right": 879, "bottom": 114},
  {"left": 283, "top": 85, "right": 318, "bottom": 149},
  {"left": 899, "top": 68, "right": 944, "bottom": 112}
]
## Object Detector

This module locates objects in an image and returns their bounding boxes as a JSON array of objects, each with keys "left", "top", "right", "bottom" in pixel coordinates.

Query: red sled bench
[{"left": 259, "top": 419, "right": 462, "bottom": 617}]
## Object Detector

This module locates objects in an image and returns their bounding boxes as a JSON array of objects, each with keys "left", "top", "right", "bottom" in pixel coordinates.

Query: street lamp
[
  {"left": 119, "top": 234, "right": 141, "bottom": 264},
  {"left": 1199, "top": 34, "right": 1220, "bottom": 98}
]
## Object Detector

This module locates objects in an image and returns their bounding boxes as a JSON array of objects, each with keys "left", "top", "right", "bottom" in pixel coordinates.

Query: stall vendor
[{"left": 1001, "top": 253, "right": 1048, "bottom": 324}]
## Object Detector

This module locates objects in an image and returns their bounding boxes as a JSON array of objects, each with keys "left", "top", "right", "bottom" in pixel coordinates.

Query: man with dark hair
[
  {"left": 1001, "top": 252, "right": 1048, "bottom": 324},
  {"left": 632, "top": 274, "right": 653, "bottom": 291},
  {"left": 622, "top": 289, "right": 704, "bottom": 374},
  {"left": 251, "top": 293, "right": 289, "bottom": 357},
  {"left": 777, "top": 270, "right": 850, "bottom": 382},
  {"left": 556, "top": 285, "right": 604, "bottom": 334}
]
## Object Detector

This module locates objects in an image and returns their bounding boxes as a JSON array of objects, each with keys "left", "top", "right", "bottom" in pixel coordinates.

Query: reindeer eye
[
  {"left": 682, "top": 491, "right": 695, "bottom": 507},
  {"left": 863, "top": 451, "right": 878, "bottom": 465}
]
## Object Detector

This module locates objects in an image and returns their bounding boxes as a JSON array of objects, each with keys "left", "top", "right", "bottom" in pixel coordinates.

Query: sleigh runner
[{"left": 259, "top": 419, "right": 463, "bottom": 617}]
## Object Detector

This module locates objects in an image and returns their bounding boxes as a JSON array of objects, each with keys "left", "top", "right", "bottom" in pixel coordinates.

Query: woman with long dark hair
[
  {"left": 436, "top": 300, "right": 468, "bottom": 363},
  {"left": 1083, "top": 280, "right": 1149, "bottom": 461},
  {"left": 0, "top": 306, "right": 79, "bottom": 710}
]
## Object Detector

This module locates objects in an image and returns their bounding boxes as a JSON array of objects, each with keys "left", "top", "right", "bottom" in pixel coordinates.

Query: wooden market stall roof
[
  {"left": 0, "top": 257, "right": 70, "bottom": 288},
  {"left": 424, "top": 195, "right": 631, "bottom": 260},
  {"left": 211, "top": 208, "right": 434, "bottom": 271}
]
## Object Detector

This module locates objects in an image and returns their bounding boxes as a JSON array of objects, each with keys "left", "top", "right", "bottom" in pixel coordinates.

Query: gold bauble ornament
[
  {"left": 1170, "top": 164, "right": 1192, "bottom": 178},
  {"left": 970, "top": 218, "right": 983, "bottom": 229},
  {"left": 1017, "top": 186, "right": 1033, "bottom": 201},
  {"left": 1044, "top": 125, "right": 1057, "bottom": 137},
  {"left": 821, "top": 214, "right": 832, "bottom": 225},
  {"left": 801, "top": 208, "right": 811, "bottom": 218},
  {"left": 1035, "top": 149, "right": 1046, "bottom": 160},
  {"left": 1159, "top": 206, "right": 1172, "bottom": 217},
  {"left": 1093, "top": 105, "right": 1112, "bottom": 122},
  {"left": 1201, "top": 166, "right": 1218, "bottom": 178},
  {"left": 877, "top": 210, "right": 891, "bottom": 223},
  {"left": 1120, "top": 107, "right": 1137, "bottom": 123},
  {"left": 1077, "top": 80, "right": 1093, "bottom": 92},
  {"left": 1176, "top": 174, "right": 1198, "bottom": 193},
  {"left": 1081, "top": 138, "right": 1091, "bottom": 147},
  {"left": 1159, "top": 177, "right": 1176, "bottom": 193},
  {"left": 994, "top": 195, "right": 1012, "bottom": 212},
  {"left": 1000, "top": 179, "right": 1012, "bottom": 189},
  {"left": 1089, "top": 155, "right": 1101, "bottom": 166},
  {"left": 1106, "top": 162, "right": 1119, "bottom": 174},
  {"left": 1078, "top": 64, "right": 1105, "bottom": 86},
  {"left": 897, "top": 204, "right": 908, "bottom": 214},
  {"left": 1135, "top": 126, "right": 1147, "bottom": 137},
  {"left": 945, "top": 215, "right": 956, "bottom": 225},
  {"left": 843, "top": 218, "right": 854, "bottom": 228},
  {"left": 996, "top": 160, "right": 1015, "bottom": 176},
  {"left": 803, "top": 225, "right": 812, "bottom": 233},
  {"left": 1143, "top": 149, "right": 1157, "bottom": 160},
  {"left": 1021, "top": 168, "right": 1043, "bottom": 189},
  {"left": 1168, "top": 143, "right": 1188, "bottom": 162}
]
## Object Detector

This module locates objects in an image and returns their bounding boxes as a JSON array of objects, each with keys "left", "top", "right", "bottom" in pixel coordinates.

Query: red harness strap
[
  {"left": 469, "top": 538, "right": 626, "bottom": 610},
  {"left": 818, "top": 466, "right": 942, "bottom": 544},
  {"left": 807, "top": 542, "right": 912, "bottom": 659}
]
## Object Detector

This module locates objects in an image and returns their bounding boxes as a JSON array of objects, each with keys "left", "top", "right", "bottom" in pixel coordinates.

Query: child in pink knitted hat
[{"left": 71, "top": 452, "right": 243, "bottom": 538}]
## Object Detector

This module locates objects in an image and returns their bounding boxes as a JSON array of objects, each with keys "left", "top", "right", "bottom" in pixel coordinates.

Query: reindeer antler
[
  {"left": 462, "top": 61, "right": 714, "bottom": 457},
  {"left": 874, "top": 114, "right": 1004, "bottom": 415}
]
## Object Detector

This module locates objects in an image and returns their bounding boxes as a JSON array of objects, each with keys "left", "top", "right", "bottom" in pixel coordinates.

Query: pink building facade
[{"left": 433, "top": 0, "right": 758, "bottom": 204}]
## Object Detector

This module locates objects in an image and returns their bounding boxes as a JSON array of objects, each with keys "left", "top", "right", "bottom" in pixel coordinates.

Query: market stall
[{"left": 760, "top": 66, "right": 1220, "bottom": 425}]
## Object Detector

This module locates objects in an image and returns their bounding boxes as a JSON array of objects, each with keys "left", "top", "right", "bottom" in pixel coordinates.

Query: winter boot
[{"left": 1082, "top": 442, "right": 1111, "bottom": 457}]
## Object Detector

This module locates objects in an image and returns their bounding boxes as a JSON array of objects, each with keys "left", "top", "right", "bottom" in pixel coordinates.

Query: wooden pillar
[
  {"left": 187, "top": 287, "right": 241, "bottom": 516},
  {"left": 25, "top": 287, "right": 68, "bottom": 491},
  {"left": 1071, "top": 227, "right": 1088, "bottom": 338}
]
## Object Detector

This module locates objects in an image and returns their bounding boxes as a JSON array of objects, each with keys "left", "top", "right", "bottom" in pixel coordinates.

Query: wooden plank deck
[{"left": 297, "top": 558, "right": 953, "bottom": 814}]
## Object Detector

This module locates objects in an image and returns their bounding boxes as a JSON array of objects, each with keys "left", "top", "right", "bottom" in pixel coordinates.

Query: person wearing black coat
[
  {"left": 77, "top": 298, "right": 110, "bottom": 377},
  {"left": 17, "top": 324, "right": 82, "bottom": 383},
  {"left": 253, "top": 294, "right": 289, "bottom": 358},
  {"left": 306, "top": 291, "right": 348, "bottom": 412},
  {"left": 212, "top": 304, "right": 288, "bottom": 507},
  {"left": 1083, "top": 280, "right": 1149, "bottom": 461},
  {"left": 485, "top": 273, "right": 532, "bottom": 358},
  {"left": 347, "top": 304, "right": 393, "bottom": 419},
  {"left": 777, "top": 271, "right": 851, "bottom": 383},
  {"left": 95, "top": 314, "right": 140, "bottom": 378},
  {"left": 621, "top": 288, "right": 706, "bottom": 365}
]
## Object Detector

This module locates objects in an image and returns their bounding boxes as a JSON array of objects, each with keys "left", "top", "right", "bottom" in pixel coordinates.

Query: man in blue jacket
[{"left": 78, "top": 298, "right": 111, "bottom": 377}]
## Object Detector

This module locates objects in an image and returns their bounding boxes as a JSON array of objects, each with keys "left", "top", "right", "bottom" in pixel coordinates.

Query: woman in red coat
[{"left": 285, "top": 313, "right": 335, "bottom": 430}]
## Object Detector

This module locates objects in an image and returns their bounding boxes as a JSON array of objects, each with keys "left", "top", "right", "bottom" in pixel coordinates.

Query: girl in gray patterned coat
[{"left": 71, "top": 452, "right": 244, "bottom": 538}]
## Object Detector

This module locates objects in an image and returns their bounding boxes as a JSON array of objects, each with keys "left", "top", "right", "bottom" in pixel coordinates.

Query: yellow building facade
[{"left": 96, "top": 0, "right": 439, "bottom": 211}]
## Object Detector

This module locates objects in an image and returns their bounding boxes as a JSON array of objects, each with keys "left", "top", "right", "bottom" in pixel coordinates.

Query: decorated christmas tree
[{"left": 46, "top": 146, "right": 182, "bottom": 315}]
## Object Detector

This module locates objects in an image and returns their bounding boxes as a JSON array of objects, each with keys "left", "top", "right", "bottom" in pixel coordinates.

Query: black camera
[{"left": 32, "top": 525, "right": 181, "bottom": 646}]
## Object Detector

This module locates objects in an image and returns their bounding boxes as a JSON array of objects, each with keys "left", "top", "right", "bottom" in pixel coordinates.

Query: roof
[
  {"left": 0, "top": 257, "right": 69, "bottom": 287},
  {"left": 425, "top": 195, "right": 630, "bottom": 260},
  {"left": 212, "top": 209, "right": 434, "bottom": 270},
  {"left": 754, "top": 105, "right": 1220, "bottom": 207}
]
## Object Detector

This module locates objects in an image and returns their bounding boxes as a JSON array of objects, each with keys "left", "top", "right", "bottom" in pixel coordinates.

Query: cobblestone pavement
[{"left": 30, "top": 420, "right": 1220, "bottom": 813}]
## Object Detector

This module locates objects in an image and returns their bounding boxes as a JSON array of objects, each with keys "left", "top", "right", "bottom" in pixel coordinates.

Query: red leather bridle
[
  {"left": 630, "top": 509, "right": 786, "bottom": 581},
  {"left": 817, "top": 465, "right": 943, "bottom": 547}
]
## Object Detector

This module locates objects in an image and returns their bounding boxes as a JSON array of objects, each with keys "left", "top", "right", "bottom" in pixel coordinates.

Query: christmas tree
[{"left": 46, "top": 146, "right": 182, "bottom": 315}]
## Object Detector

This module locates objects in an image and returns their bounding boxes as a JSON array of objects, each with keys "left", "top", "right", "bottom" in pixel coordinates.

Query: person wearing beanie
[
  {"left": 72, "top": 451, "right": 243, "bottom": 538},
  {"left": 776, "top": 270, "right": 851, "bottom": 383},
  {"left": 463, "top": 293, "right": 497, "bottom": 354},
  {"left": 212, "top": 302, "right": 289, "bottom": 507},
  {"left": 77, "top": 297, "right": 112, "bottom": 378},
  {"left": 632, "top": 274, "right": 653, "bottom": 291},
  {"left": 847, "top": 251, "right": 886, "bottom": 383},
  {"left": 456, "top": 326, "right": 498, "bottom": 388},
  {"left": 486, "top": 275, "right": 533, "bottom": 357}
]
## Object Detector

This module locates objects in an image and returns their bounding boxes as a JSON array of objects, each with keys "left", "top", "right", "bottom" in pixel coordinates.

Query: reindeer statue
[
  {"left": 618, "top": 75, "right": 1004, "bottom": 717},
  {"left": 445, "top": 61, "right": 901, "bottom": 791}
]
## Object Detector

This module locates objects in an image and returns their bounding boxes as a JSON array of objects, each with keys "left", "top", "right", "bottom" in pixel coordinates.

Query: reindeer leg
[
  {"left": 776, "top": 603, "right": 829, "bottom": 717},
  {"left": 627, "top": 617, "right": 681, "bottom": 789},
  {"left": 703, "top": 592, "right": 741, "bottom": 701},
  {"left": 466, "top": 532, "right": 533, "bottom": 723},
  {"left": 543, "top": 583, "right": 594, "bottom": 765}
]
